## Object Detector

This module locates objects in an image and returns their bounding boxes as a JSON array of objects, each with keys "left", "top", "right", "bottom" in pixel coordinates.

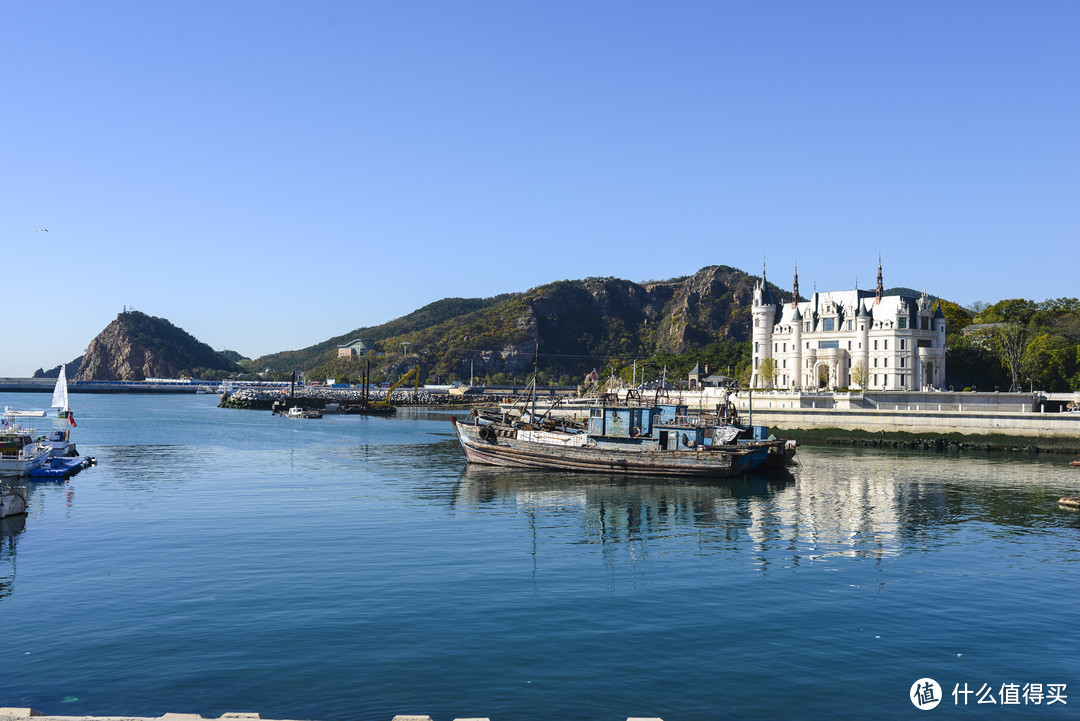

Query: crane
[{"left": 375, "top": 364, "right": 422, "bottom": 408}]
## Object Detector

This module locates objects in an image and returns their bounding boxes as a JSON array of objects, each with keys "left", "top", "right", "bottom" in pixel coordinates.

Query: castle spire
[
  {"left": 875, "top": 255, "right": 884, "bottom": 305},
  {"left": 792, "top": 265, "right": 799, "bottom": 309}
]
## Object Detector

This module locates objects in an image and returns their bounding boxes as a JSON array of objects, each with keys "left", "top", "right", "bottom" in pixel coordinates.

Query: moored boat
[
  {"left": 451, "top": 399, "right": 778, "bottom": 478},
  {"left": 0, "top": 484, "right": 27, "bottom": 519},
  {"left": 283, "top": 406, "right": 323, "bottom": 419},
  {"left": 1, "top": 409, "right": 52, "bottom": 477},
  {"left": 52, "top": 365, "right": 72, "bottom": 418}
]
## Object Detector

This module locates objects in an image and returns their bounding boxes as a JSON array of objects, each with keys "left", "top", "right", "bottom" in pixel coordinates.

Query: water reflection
[
  {"left": 449, "top": 448, "right": 1080, "bottom": 572},
  {"left": 0, "top": 512, "right": 26, "bottom": 600}
]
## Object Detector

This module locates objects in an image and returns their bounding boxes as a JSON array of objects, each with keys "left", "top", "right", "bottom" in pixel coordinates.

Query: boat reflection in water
[
  {"left": 451, "top": 446, "right": 1077, "bottom": 572},
  {"left": 0, "top": 511, "right": 26, "bottom": 601}
]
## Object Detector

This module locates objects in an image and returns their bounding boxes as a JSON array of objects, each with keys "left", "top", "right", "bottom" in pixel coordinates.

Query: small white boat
[
  {"left": 51, "top": 366, "right": 71, "bottom": 418},
  {"left": 1, "top": 408, "right": 52, "bottom": 477},
  {"left": 43, "top": 428, "right": 78, "bottom": 458},
  {"left": 0, "top": 485, "right": 27, "bottom": 519},
  {"left": 283, "top": 406, "right": 323, "bottom": 419}
]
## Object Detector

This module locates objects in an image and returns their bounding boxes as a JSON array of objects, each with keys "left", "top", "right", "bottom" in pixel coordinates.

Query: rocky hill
[
  {"left": 259, "top": 265, "right": 788, "bottom": 383},
  {"left": 74, "top": 311, "right": 241, "bottom": 381}
]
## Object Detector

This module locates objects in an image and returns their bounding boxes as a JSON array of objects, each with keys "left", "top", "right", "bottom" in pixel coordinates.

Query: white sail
[{"left": 52, "top": 365, "right": 69, "bottom": 413}]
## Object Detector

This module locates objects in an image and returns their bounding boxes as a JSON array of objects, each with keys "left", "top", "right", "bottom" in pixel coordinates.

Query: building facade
[
  {"left": 749, "top": 264, "right": 946, "bottom": 391},
  {"left": 337, "top": 339, "right": 370, "bottom": 357}
]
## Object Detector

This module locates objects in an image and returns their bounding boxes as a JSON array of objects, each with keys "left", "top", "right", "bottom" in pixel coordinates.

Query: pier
[{"left": 0, "top": 378, "right": 289, "bottom": 394}]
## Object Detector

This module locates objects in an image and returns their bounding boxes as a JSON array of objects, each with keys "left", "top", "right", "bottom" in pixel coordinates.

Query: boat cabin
[
  {"left": 587, "top": 403, "right": 712, "bottom": 452},
  {"left": 1, "top": 429, "right": 36, "bottom": 456},
  {"left": 588, "top": 405, "right": 656, "bottom": 439}
]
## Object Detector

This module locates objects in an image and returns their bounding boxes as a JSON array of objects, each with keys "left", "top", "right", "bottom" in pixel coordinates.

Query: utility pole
[{"left": 402, "top": 342, "right": 409, "bottom": 357}]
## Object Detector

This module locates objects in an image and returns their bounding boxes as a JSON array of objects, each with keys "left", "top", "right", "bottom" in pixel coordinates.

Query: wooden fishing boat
[
  {"left": 450, "top": 397, "right": 782, "bottom": 478},
  {"left": 451, "top": 416, "right": 766, "bottom": 477}
]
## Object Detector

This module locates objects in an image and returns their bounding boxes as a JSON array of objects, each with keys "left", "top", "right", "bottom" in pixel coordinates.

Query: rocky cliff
[
  {"left": 74, "top": 311, "right": 240, "bottom": 381},
  {"left": 278, "top": 265, "right": 788, "bottom": 383}
]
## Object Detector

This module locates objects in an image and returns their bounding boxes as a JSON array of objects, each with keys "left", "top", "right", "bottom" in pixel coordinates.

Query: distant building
[
  {"left": 337, "top": 339, "right": 370, "bottom": 358},
  {"left": 749, "top": 262, "right": 946, "bottom": 391},
  {"left": 688, "top": 363, "right": 737, "bottom": 390}
]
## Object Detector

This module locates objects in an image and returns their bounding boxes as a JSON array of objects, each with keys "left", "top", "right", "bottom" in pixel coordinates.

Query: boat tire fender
[
  {"left": 479, "top": 426, "right": 497, "bottom": 443},
  {"left": 630, "top": 426, "right": 640, "bottom": 438}
]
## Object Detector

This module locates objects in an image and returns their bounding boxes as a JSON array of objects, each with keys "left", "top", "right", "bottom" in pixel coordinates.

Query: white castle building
[{"left": 750, "top": 263, "right": 946, "bottom": 391}]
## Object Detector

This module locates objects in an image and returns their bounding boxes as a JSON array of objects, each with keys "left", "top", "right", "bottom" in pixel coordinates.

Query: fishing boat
[
  {"left": 52, "top": 366, "right": 71, "bottom": 418},
  {"left": 1, "top": 409, "right": 52, "bottom": 477},
  {"left": 451, "top": 400, "right": 773, "bottom": 478}
]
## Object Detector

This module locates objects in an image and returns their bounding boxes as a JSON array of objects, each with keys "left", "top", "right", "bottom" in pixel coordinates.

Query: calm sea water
[{"left": 1, "top": 392, "right": 1078, "bottom": 720}]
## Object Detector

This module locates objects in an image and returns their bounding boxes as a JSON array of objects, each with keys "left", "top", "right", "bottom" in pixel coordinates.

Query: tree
[
  {"left": 945, "top": 334, "right": 1008, "bottom": 390},
  {"left": 933, "top": 299, "right": 974, "bottom": 339},
  {"left": 1023, "top": 334, "right": 1076, "bottom": 392},
  {"left": 757, "top": 357, "right": 778, "bottom": 389},
  {"left": 977, "top": 299, "right": 1037, "bottom": 326},
  {"left": 851, "top": 360, "right": 870, "bottom": 390},
  {"left": 993, "top": 323, "right": 1028, "bottom": 391}
]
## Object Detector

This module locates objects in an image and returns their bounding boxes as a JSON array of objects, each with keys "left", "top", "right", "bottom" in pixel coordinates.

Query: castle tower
[
  {"left": 750, "top": 266, "right": 776, "bottom": 389},
  {"left": 856, "top": 300, "right": 871, "bottom": 389},
  {"left": 791, "top": 303, "right": 803, "bottom": 390},
  {"left": 932, "top": 303, "right": 947, "bottom": 388}
]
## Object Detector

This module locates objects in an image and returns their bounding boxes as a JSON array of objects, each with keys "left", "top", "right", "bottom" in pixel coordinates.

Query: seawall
[{"left": 728, "top": 389, "right": 1080, "bottom": 452}]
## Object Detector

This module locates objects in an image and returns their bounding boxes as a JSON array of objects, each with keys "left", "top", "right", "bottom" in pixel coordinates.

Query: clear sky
[{"left": 3, "top": 1, "right": 1076, "bottom": 376}]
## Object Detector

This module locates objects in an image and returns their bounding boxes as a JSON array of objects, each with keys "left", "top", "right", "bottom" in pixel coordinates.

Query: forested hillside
[
  {"left": 248, "top": 266, "right": 784, "bottom": 386},
  {"left": 945, "top": 298, "right": 1080, "bottom": 392}
]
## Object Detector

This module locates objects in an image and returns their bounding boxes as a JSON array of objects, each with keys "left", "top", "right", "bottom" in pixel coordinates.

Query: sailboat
[{"left": 52, "top": 365, "right": 71, "bottom": 419}]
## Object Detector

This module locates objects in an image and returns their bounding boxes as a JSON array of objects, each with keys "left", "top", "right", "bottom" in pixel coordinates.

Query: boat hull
[
  {"left": 451, "top": 417, "right": 765, "bottom": 478},
  {"left": 0, "top": 489, "right": 27, "bottom": 518},
  {"left": 0, "top": 444, "right": 51, "bottom": 477}
]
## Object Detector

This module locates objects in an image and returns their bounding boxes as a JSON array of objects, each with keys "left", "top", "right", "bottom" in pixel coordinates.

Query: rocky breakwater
[{"left": 219, "top": 386, "right": 469, "bottom": 411}]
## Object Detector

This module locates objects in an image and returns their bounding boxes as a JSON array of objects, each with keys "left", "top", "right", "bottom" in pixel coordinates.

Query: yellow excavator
[{"left": 375, "top": 364, "right": 421, "bottom": 408}]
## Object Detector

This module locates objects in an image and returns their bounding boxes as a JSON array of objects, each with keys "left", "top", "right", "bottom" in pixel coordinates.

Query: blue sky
[{"left": 3, "top": 1, "right": 1076, "bottom": 375}]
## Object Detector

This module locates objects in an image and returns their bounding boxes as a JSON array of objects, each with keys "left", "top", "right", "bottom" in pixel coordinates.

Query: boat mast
[{"left": 530, "top": 343, "right": 538, "bottom": 423}]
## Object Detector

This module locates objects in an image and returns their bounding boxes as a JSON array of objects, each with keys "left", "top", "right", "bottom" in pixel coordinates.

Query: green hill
[{"left": 251, "top": 266, "right": 783, "bottom": 386}]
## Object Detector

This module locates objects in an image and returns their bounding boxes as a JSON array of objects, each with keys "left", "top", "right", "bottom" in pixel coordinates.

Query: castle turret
[
  {"left": 750, "top": 267, "right": 776, "bottom": 389},
  {"left": 932, "top": 303, "right": 947, "bottom": 387},
  {"left": 791, "top": 304, "right": 803, "bottom": 389},
  {"left": 856, "top": 300, "right": 871, "bottom": 389}
]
